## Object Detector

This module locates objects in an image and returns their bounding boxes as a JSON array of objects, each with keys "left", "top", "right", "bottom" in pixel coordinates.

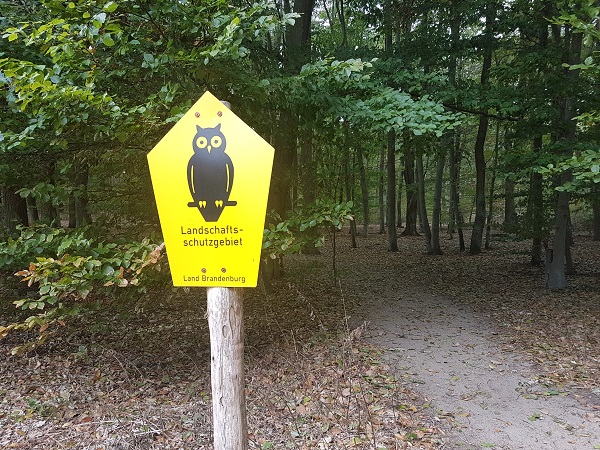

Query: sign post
[{"left": 147, "top": 91, "right": 274, "bottom": 449}]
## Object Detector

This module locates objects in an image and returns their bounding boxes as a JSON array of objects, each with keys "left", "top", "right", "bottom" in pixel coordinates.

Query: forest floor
[{"left": 0, "top": 227, "right": 599, "bottom": 449}]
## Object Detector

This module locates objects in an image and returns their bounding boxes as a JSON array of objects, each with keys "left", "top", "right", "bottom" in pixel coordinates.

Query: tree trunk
[
  {"left": 416, "top": 153, "right": 432, "bottom": 254},
  {"left": 397, "top": 164, "right": 403, "bottom": 228},
  {"left": 546, "top": 173, "right": 571, "bottom": 289},
  {"left": 504, "top": 178, "right": 517, "bottom": 226},
  {"left": 386, "top": 129, "right": 398, "bottom": 251},
  {"left": 356, "top": 144, "right": 369, "bottom": 236},
  {"left": 448, "top": 129, "right": 465, "bottom": 251},
  {"left": 68, "top": 197, "right": 77, "bottom": 228},
  {"left": 470, "top": 113, "right": 488, "bottom": 255},
  {"left": 485, "top": 122, "right": 501, "bottom": 250},
  {"left": 547, "top": 24, "right": 583, "bottom": 289},
  {"left": 593, "top": 198, "right": 600, "bottom": 241},
  {"left": 335, "top": 0, "right": 348, "bottom": 49},
  {"left": 378, "top": 143, "right": 385, "bottom": 234},
  {"left": 2, "top": 187, "right": 28, "bottom": 233},
  {"left": 470, "top": 2, "right": 495, "bottom": 255},
  {"left": 269, "top": 110, "right": 296, "bottom": 218},
  {"left": 343, "top": 140, "right": 357, "bottom": 249},
  {"left": 300, "top": 123, "right": 320, "bottom": 254},
  {"left": 402, "top": 139, "right": 418, "bottom": 235},
  {"left": 529, "top": 136, "right": 544, "bottom": 265},
  {"left": 431, "top": 150, "right": 445, "bottom": 255},
  {"left": 285, "top": 0, "right": 315, "bottom": 72},
  {"left": 26, "top": 197, "right": 39, "bottom": 225},
  {"left": 74, "top": 160, "right": 91, "bottom": 227}
]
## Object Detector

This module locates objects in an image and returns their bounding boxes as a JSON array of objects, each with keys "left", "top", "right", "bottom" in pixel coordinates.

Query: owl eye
[
  {"left": 211, "top": 136, "right": 222, "bottom": 148},
  {"left": 196, "top": 136, "right": 208, "bottom": 148}
]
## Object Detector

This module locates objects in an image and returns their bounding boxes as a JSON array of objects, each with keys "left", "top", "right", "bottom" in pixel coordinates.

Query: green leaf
[
  {"left": 104, "top": 1, "right": 118, "bottom": 12},
  {"left": 103, "top": 35, "right": 115, "bottom": 47}
]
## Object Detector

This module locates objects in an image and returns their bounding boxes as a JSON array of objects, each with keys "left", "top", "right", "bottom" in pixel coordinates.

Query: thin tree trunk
[
  {"left": 547, "top": 26, "right": 582, "bottom": 289},
  {"left": 529, "top": 135, "right": 544, "bottom": 265},
  {"left": 2, "top": 187, "right": 28, "bottom": 233},
  {"left": 470, "top": 2, "right": 495, "bottom": 255},
  {"left": 397, "top": 164, "right": 403, "bottom": 228},
  {"left": 386, "top": 129, "right": 398, "bottom": 251},
  {"left": 378, "top": 143, "right": 385, "bottom": 234},
  {"left": 416, "top": 153, "right": 433, "bottom": 253},
  {"left": 300, "top": 123, "right": 320, "bottom": 254},
  {"left": 74, "top": 160, "right": 91, "bottom": 227},
  {"left": 593, "top": 188, "right": 600, "bottom": 240},
  {"left": 26, "top": 197, "right": 39, "bottom": 225},
  {"left": 485, "top": 122, "right": 501, "bottom": 250},
  {"left": 269, "top": 110, "right": 296, "bottom": 218},
  {"left": 335, "top": 0, "right": 348, "bottom": 49},
  {"left": 343, "top": 139, "right": 357, "bottom": 248},
  {"left": 504, "top": 178, "right": 517, "bottom": 225},
  {"left": 357, "top": 144, "right": 369, "bottom": 236},
  {"left": 546, "top": 173, "right": 571, "bottom": 289},
  {"left": 402, "top": 138, "right": 418, "bottom": 235},
  {"left": 68, "top": 197, "right": 77, "bottom": 228},
  {"left": 449, "top": 131, "right": 465, "bottom": 251},
  {"left": 431, "top": 151, "right": 445, "bottom": 255}
]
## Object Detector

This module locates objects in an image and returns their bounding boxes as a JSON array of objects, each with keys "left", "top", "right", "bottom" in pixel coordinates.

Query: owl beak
[{"left": 207, "top": 145, "right": 212, "bottom": 153}]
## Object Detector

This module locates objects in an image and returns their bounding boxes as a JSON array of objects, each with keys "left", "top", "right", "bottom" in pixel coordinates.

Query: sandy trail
[{"left": 345, "top": 265, "right": 600, "bottom": 449}]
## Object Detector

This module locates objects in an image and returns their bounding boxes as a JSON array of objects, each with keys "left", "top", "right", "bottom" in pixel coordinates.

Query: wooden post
[
  {"left": 206, "top": 100, "right": 247, "bottom": 449},
  {"left": 207, "top": 287, "right": 247, "bottom": 449}
]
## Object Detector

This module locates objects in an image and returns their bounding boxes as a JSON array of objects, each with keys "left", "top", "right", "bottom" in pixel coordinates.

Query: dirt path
[{"left": 340, "top": 237, "right": 600, "bottom": 450}]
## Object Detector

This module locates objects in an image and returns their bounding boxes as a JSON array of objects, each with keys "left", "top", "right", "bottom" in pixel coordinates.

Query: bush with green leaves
[
  {"left": 0, "top": 225, "right": 165, "bottom": 354},
  {"left": 262, "top": 200, "right": 354, "bottom": 260}
]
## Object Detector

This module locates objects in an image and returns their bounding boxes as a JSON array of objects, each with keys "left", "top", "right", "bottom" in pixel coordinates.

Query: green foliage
[
  {"left": 262, "top": 201, "right": 354, "bottom": 259},
  {"left": 538, "top": 149, "right": 600, "bottom": 197},
  {"left": 0, "top": 225, "right": 91, "bottom": 270},
  {"left": 0, "top": 225, "right": 165, "bottom": 354}
]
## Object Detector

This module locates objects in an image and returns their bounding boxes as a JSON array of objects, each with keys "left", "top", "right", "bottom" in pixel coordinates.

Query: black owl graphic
[{"left": 187, "top": 124, "right": 236, "bottom": 222}]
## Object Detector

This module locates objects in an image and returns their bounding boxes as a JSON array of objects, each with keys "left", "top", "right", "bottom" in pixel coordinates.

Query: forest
[{"left": 0, "top": 0, "right": 599, "bottom": 449}]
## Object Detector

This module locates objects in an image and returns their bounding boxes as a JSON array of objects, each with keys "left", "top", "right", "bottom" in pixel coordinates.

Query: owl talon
[{"left": 215, "top": 200, "right": 223, "bottom": 208}]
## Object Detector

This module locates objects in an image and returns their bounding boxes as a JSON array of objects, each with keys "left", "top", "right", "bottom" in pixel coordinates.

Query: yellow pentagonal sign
[{"left": 147, "top": 91, "right": 274, "bottom": 287}]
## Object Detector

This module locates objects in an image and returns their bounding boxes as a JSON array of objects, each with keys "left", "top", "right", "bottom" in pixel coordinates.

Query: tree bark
[
  {"left": 546, "top": 173, "right": 570, "bottom": 289},
  {"left": 431, "top": 150, "right": 445, "bottom": 255},
  {"left": 547, "top": 25, "right": 583, "bottom": 289},
  {"left": 485, "top": 122, "right": 501, "bottom": 250},
  {"left": 397, "top": 164, "right": 403, "bottom": 228},
  {"left": 74, "top": 160, "right": 91, "bottom": 227},
  {"left": 386, "top": 129, "right": 398, "bottom": 251},
  {"left": 529, "top": 135, "right": 544, "bottom": 265},
  {"left": 402, "top": 139, "right": 418, "bottom": 235},
  {"left": 504, "top": 178, "right": 517, "bottom": 226},
  {"left": 416, "top": 153, "right": 433, "bottom": 253},
  {"left": 593, "top": 197, "right": 600, "bottom": 241},
  {"left": 2, "top": 187, "right": 28, "bottom": 233},
  {"left": 470, "top": 113, "right": 488, "bottom": 255},
  {"left": 343, "top": 140, "right": 357, "bottom": 248},
  {"left": 378, "top": 143, "right": 385, "bottom": 234},
  {"left": 356, "top": 144, "right": 369, "bottom": 236},
  {"left": 269, "top": 110, "right": 296, "bottom": 218},
  {"left": 285, "top": 0, "right": 315, "bottom": 72},
  {"left": 470, "top": 2, "right": 496, "bottom": 255},
  {"left": 26, "top": 197, "right": 39, "bottom": 225},
  {"left": 448, "top": 129, "right": 465, "bottom": 251}
]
